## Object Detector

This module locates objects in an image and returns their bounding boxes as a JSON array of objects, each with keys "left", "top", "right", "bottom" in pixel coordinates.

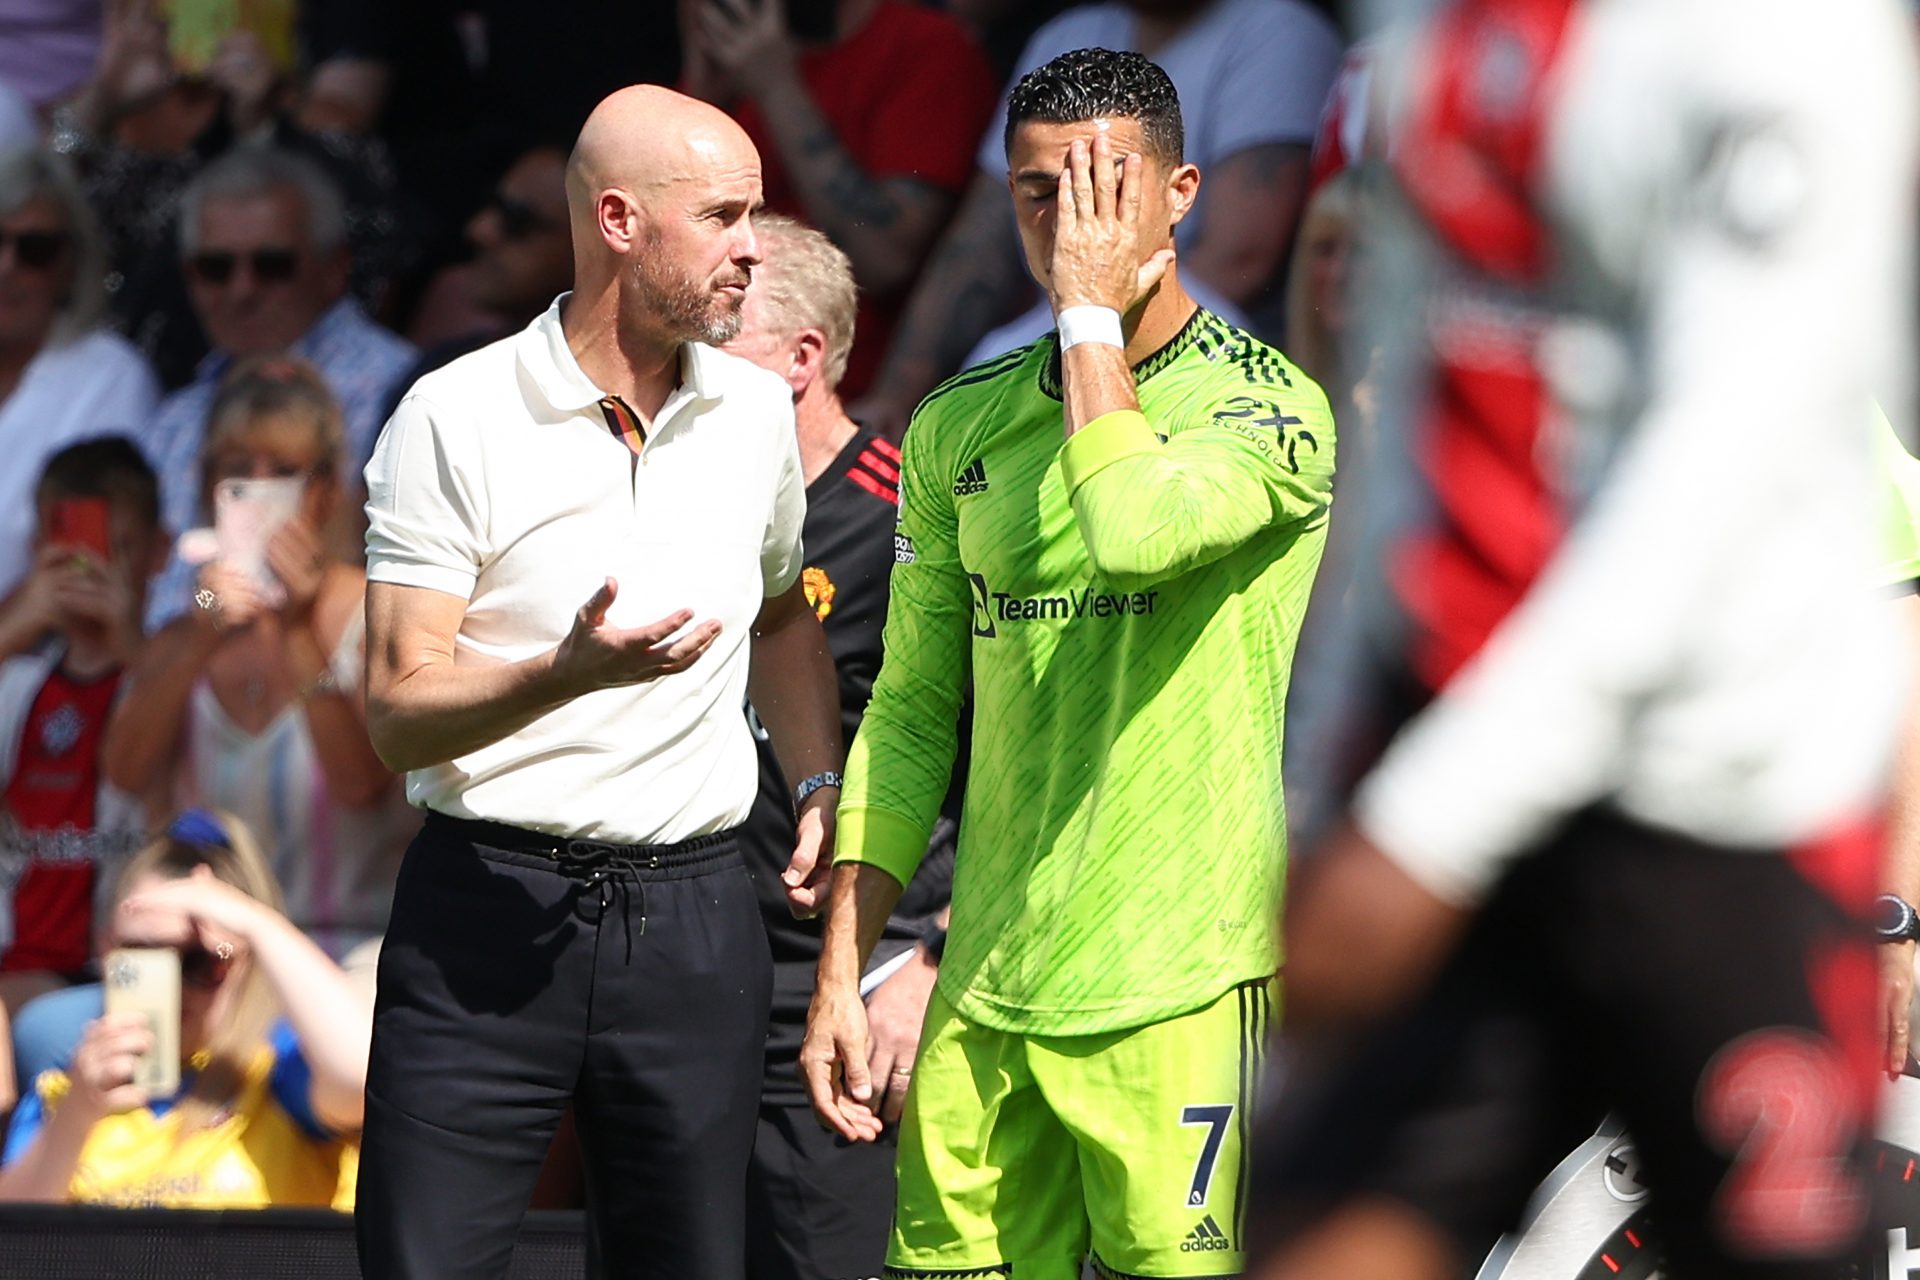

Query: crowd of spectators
[{"left": 0, "top": 0, "right": 1349, "bottom": 1221}]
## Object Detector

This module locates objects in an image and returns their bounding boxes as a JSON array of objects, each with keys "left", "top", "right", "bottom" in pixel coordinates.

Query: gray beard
[{"left": 633, "top": 257, "right": 744, "bottom": 345}]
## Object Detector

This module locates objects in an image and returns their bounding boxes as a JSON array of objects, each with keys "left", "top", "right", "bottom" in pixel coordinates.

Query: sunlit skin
[
  {"left": 564, "top": 86, "right": 765, "bottom": 386},
  {"left": 0, "top": 196, "right": 72, "bottom": 359},
  {"left": 185, "top": 189, "right": 348, "bottom": 358},
  {"left": 1005, "top": 116, "right": 1196, "bottom": 323}
]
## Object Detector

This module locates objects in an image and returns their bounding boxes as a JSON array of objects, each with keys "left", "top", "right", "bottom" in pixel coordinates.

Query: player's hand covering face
[{"left": 1005, "top": 118, "right": 1196, "bottom": 315}]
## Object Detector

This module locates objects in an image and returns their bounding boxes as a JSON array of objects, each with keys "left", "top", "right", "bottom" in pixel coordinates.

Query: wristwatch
[
  {"left": 794, "top": 770, "right": 843, "bottom": 809},
  {"left": 1877, "top": 893, "right": 1920, "bottom": 943}
]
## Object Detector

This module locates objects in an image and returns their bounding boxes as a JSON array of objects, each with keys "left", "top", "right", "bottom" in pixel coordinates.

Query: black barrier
[{"left": 0, "top": 1205, "right": 588, "bottom": 1278}]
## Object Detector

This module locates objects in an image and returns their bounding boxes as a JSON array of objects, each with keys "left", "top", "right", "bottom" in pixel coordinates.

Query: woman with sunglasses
[
  {"left": 0, "top": 147, "right": 159, "bottom": 604},
  {"left": 102, "top": 358, "right": 405, "bottom": 966},
  {"left": 0, "top": 807, "right": 369, "bottom": 1207}
]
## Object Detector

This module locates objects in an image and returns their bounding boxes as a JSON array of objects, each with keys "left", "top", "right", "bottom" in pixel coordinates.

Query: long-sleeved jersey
[
  {"left": 1343, "top": 0, "right": 1917, "bottom": 903},
  {"left": 837, "top": 309, "right": 1335, "bottom": 1035}
]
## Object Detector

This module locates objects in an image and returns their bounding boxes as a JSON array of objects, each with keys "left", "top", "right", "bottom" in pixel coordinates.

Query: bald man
[{"left": 357, "top": 87, "right": 843, "bottom": 1278}]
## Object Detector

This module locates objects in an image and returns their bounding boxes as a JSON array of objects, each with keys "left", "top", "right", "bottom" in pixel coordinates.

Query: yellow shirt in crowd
[{"left": 4, "top": 1023, "right": 356, "bottom": 1210}]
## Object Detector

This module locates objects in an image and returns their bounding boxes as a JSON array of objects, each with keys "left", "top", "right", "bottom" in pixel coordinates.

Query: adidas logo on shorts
[
  {"left": 1181, "top": 1214, "right": 1231, "bottom": 1252},
  {"left": 952, "top": 458, "right": 989, "bottom": 495}
]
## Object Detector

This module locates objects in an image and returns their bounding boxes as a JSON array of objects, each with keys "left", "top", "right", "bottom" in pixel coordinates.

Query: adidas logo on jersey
[
  {"left": 952, "top": 458, "right": 989, "bottom": 495},
  {"left": 1181, "top": 1214, "right": 1231, "bottom": 1253}
]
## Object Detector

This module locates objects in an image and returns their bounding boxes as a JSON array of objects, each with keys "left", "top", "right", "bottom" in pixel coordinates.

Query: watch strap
[{"left": 794, "top": 770, "right": 843, "bottom": 809}]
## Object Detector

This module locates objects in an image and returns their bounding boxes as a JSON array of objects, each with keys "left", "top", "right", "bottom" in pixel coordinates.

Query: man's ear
[
  {"left": 789, "top": 327, "right": 830, "bottom": 400},
  {"left": 1167, "top": 162, "right": 1202, "bottom": 228},
  {"left": 597, "top": 189, "right": 640, "bottom": 255}
]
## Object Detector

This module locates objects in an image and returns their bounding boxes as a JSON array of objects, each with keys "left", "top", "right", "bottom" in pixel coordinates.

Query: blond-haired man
[{"left": 726, "top": 213, "right": 958, "bottom": 1280}]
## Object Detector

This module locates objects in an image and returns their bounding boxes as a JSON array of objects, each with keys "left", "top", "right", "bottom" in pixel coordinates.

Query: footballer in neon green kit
[{"left": 799, "top": 48, "right": 1335, "bottom": 1280}]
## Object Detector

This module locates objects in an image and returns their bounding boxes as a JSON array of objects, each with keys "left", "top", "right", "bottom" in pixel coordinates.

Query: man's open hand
[
  {"left": 551, "top": 578, "right": 721, "bottom": 694},
  {"left": 1047, "top": 132, "right": 1176, "bottom": 316},
  {"left": 800, "top": 976, "right": 885, "bottom": 1143}
]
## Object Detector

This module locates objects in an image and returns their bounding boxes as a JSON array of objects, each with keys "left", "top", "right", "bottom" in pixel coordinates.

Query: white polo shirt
[{"left": 364, "top": 298, "right": 806, "bottom": 844}]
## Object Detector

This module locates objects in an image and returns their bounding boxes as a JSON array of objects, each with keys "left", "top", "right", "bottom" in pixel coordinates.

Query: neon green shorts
[{"left": 887, "top": 977, "right": 1276, "bottom": 1280}]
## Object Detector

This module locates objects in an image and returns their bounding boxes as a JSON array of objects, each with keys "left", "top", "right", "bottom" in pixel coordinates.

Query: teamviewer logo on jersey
[
  {"left": 1182, "top": 1215, "right": 1231, "bottom": 1252},
  {"left": 953, "top": 458, "right": 989, "bottom": 495}
]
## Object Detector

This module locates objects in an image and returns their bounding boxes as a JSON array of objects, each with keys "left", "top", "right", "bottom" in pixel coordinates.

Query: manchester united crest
[{"left": 802, "top": 566, "right": 836, "bottom": 621}]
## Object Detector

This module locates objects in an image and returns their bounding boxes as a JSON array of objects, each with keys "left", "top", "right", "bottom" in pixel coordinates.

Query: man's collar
[
  {"left": 516, "top": 295, "right": 602, "bottom": 413},
  {"left": 678, "top": 340, "right": 725, "bottom": 403},
  {"left": 517, "top": 293, "right": 724, "bottom": 415}
]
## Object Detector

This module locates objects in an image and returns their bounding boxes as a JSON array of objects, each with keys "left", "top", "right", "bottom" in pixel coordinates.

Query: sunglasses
[
  {"left": 486, "top": 192, "right": 561, "bottom": 241},
  {"left": 0, "top": 229, "right": 69, "bottom": 270},
  {"left": 188, "top": 248, "right": 301, "bottom": 286}
]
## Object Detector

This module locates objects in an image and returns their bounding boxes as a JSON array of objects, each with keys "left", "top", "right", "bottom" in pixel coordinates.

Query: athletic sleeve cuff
[
  {"left": 1060, "top": 410, "right": 1159, "bottom": 495},
  {"left": 832, "top": 805, "right": 930, "bottom": 887}
]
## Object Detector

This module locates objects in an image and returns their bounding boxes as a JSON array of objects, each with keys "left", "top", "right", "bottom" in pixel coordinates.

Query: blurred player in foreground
[{"left": 1246, "top": 1, "right": 1920, "bottom": 1277}]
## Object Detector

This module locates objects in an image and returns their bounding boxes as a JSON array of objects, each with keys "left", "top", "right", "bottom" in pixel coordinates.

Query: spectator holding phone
[
  {"left": 680, "top": 0, "right": 999, "bottom": 397},
  {"left": 0, "top": 147, "right": 161, "bottom": 604},
  {"left": 0, "top": 807, "right": 369, "bottom": 1208},
  {"left": 0, "top": 438, "right": 169, "bottom": 1118},
  {"left": 102, "top": 358, "right": 405, "bottom": 965},
  {"left": 138, "top": 145, "right": 415, "bottom": 628}
]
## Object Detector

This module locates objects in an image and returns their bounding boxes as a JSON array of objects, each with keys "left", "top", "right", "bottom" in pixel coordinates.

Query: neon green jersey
[
  {"left": 1875, "top": 403, "right": 1920, "bottom": 590},
  {"left": 838, "top": 309, "right": 1336, "bottom": 1035}
]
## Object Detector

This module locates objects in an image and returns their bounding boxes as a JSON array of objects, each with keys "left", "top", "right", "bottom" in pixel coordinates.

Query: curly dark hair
[{"left": 1003, "top": 47, "right": 1184, "bottom": 164}]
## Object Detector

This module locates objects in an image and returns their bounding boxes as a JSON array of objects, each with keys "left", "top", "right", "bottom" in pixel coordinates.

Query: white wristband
[{"left": 1057, "top": 305, "right": 1124, "bottom": 351}]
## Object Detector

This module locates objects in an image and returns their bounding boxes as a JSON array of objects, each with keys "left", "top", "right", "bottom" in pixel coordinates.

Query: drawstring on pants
[{"left": 558, "top": 841, "right": 655, "bottom": 962}]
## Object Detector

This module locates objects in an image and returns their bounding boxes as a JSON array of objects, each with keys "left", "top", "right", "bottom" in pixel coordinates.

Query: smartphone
[
  {"left": 162, "top": 0, "right": 298, "bottom": 76},
  {"left": 213, "top": 476, "right": 304, "bottom": 607},
  {"left": 49, "top": 497, "right": 113, "bottom": 565},
  {"left": 103, "top": 947, "right": 182, "bottom": 1099}
]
